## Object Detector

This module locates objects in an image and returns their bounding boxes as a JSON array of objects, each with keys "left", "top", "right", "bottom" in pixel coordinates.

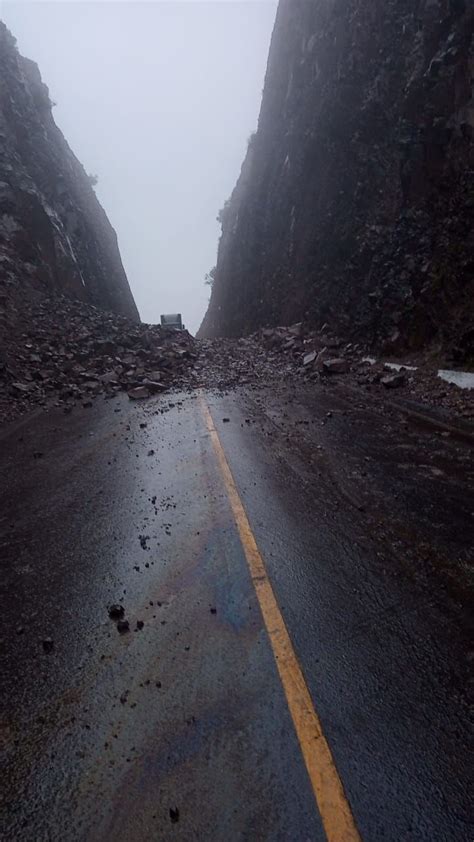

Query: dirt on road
[
  {"left": 1, "top": 365, "right": 472, "bottom": 840},
  {"left": 0, "top": 320, "right": 473, "bottom": 841}
]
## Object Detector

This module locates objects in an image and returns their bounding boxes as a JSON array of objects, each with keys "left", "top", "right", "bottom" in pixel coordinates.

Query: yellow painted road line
[{"left": 200, "top": 398, "right": 361, "bottom": 842}]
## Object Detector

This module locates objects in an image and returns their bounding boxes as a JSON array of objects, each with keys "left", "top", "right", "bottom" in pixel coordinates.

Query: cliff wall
[
  {"left": 0, "top": 23, "right": 139, "bottom": 330},
  {"left": 200, "top": 0, "right": 473, "bottom": 361}
]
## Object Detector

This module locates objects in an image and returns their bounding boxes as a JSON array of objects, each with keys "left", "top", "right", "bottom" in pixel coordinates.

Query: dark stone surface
[
  {"left": 199, "top": 0, "right": 474, "bottom": 362},
  {"left": 0, "top": 23, "right": 139, "bottom": 342}
]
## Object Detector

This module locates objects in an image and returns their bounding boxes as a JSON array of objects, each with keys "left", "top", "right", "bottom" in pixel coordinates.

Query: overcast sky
[{"left": 0, "top": 1, "right": 276, "bottom": 332}]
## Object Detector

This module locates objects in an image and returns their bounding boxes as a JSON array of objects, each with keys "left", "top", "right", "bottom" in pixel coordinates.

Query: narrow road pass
[
  {"left": 0, "top": 386, "right": 471, "bottom": 841},
  {"left": 201, "top": 397, "right": 360, "bottom": 842}
]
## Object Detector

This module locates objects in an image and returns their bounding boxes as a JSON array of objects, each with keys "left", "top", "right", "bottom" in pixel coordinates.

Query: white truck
[{"left": 160, "top": 313, "right": 185, "bottom": 331}]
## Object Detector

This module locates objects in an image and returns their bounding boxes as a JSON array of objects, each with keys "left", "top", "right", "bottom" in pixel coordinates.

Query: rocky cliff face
[
  {"left": 0, "top": 23, "right": 139, "bottom": 330},
  {"left": 200, "top": 0, "right": 474, "bottom": 362}
]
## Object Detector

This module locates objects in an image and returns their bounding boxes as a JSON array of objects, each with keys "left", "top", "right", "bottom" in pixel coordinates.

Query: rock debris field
[{"left": 0, "top": 297, "right": 472, "bottom": 427}]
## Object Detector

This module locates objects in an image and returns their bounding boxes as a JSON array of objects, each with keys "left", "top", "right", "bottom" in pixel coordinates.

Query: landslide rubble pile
[
  {"left": 1, "top": 312, "right": 471, "bottom": 427},
  {"left": 197, "top": 323, "right": 473, "bottom": 419},
  {"left": 0, "top": 296, "right": 196, "bottom": 425}
]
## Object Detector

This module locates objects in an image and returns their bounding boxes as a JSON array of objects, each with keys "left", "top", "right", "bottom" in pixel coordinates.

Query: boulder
[
  {"left": 100, "top": 371, "right": 119, "bottom": 384},
  {"left": 11, "top": 381, "right": 35, "bottom": 393},
  {"left": 322, "top": 358, "right": 349, "bottom": 374},
  {"left": 303, "top": 350, "right": 317, "bottom": 366},
  {"left": 128, "top": 386, "right": 150, "bottom": 400},
  {"left": 142, "top": 379, "right": 166, "bottom": 394},
  {"left": 381, "top": 373, "right": 406, "bottom": 388},
  {"left": 287, "top": 322, "right": 303, "bottom": 337}
]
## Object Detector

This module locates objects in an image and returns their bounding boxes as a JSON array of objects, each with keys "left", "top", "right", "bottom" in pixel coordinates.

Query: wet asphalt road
[{"left": 0, "top": 386, "right": 472, "bottom": 841}]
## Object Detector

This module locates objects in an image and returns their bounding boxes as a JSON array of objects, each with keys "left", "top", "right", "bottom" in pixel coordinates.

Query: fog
[{"left": 0, "top": 1, "right": 277, "bottom": 333}]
